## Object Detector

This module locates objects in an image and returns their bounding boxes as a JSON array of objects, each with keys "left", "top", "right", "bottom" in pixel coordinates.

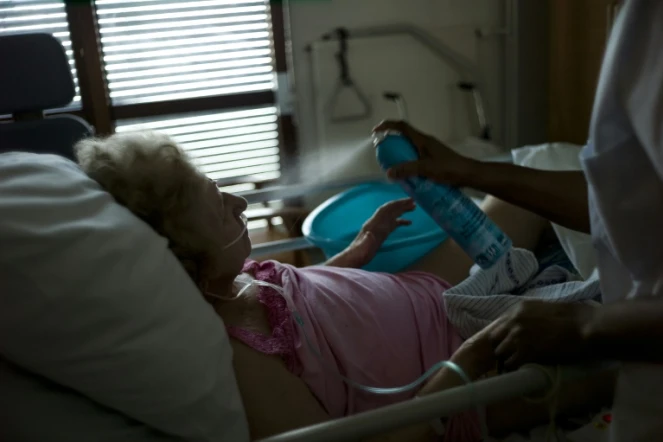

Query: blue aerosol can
[{"left": 374, "top": 131, "right": 512, "bottom": 269}]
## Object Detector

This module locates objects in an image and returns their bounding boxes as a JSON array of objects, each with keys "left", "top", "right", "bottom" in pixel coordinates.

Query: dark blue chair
[{"left": 0, "top": 33, "right": 93, "bottom": 160}]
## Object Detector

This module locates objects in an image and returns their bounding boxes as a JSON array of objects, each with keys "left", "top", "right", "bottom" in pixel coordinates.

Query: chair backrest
[{"left": 0, "top": 33, "right": 93, "bottom": 160}]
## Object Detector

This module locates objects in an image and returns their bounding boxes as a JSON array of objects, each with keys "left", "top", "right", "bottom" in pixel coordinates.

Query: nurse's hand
[
  {"left": 372, "top": 120, "right": 478, "bottom": 186},
  {"left": 488, "top": 300, "right": 598, "bottom": 370}
]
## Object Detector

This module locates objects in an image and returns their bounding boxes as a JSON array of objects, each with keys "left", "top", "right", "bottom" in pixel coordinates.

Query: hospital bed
[
  {"left": 1, "top": 31, "right": 610, "bottom": 442},
  {"left": 242, "top": 154, "right": 613, "bottom": 442}
]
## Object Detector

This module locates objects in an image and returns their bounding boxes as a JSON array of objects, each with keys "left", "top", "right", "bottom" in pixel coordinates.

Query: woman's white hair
[{"left": 75, "top": 131, "right": 214, "bottom": 283}]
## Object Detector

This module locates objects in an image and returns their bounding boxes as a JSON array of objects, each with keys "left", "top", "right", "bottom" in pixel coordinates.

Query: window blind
[
  {"left": 95, "top": 0, "right": 276, "bottom": 105},
  {"left": 0, "top": 0, "right": 81, "bottom": 109},
  {"left": 114, "top": 105, "right": 281, "bottom": 182}
]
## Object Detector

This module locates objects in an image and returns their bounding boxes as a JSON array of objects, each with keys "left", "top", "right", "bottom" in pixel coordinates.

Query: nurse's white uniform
[{"left": 582, "top": 0, "right": 663, "bottom": 440}]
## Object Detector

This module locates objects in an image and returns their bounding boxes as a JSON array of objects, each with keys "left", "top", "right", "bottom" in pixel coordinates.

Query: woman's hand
[
  {"left": 372, "top": 120, "right": 479, "bottom": 186},
  {"left": 325, "top": 198, "right": 415, "bottom": 268},
  {"left": 488, "top": 300, "right": 598, "bottom": 370}
]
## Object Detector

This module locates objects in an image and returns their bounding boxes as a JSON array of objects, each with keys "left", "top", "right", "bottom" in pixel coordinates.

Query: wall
[
  {"left": 285, "top": 0, "right": 508, "bottom": 204},
  {"left": 505, "top": 0, "right": 550, "bottom": 148}
]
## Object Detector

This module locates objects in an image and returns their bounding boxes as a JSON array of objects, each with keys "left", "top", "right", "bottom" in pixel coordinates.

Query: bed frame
[
  {"left": 238, "top": 152, "right": 613, "bottom": 441},
  {"left": 258, "top": 362, "right": 616, "bottom": 441}
]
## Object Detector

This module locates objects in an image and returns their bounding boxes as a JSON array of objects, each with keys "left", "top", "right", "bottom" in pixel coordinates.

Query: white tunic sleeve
[{"left": 618, "top": 0, "right": 663, "bottom": 178}]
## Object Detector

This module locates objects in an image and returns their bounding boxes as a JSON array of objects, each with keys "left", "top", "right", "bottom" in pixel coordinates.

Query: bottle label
[
  {"left": 375, "top": 132, "right": 511, "bottom": 269},
  {"left": 400, "top": 177, "right": 512, "bottom": 269}
]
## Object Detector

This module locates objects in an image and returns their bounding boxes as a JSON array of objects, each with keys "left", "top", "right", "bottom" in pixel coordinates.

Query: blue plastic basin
[{"left": 302, "top": 182, "right": 448, "bottom": 273}]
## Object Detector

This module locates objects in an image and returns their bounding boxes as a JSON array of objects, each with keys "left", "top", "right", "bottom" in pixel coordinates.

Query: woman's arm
[
  {"left": 229, "top": 339, "right": 330, "bottom": 440},
  {"left": 323, "top": 247, "right": 365, "bottom": 268},
  {"left": 231, "top": 334, "right": 488, "bottom": 442},
  {"left": 323, "top": 198, "right": 416, "bottom": 268},
  {"left": 368, "top": 331, "right": 496, "bottom": 442}
]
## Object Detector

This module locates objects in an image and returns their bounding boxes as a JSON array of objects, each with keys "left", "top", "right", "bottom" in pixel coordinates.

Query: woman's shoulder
[{"left": 243, "top": 259, "right": 287, "bottom": 279}]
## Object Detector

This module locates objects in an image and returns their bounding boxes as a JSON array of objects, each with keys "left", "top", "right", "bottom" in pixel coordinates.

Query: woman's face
[{"left": 199, "top": 177, "right": 251, "bottom": 277}]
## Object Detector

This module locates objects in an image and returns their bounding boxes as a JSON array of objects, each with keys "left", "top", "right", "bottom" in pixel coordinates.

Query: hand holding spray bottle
[{"left": 373, "top": 129, "right": 512, "bottom": 269}]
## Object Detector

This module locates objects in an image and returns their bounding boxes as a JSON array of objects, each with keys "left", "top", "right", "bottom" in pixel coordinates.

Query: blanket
[{"left": 443, "top": 248, "right": 601, "bottom": 339}]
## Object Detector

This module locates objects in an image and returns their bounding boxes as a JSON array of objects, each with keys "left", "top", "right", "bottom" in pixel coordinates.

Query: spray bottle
[{"left": 374, "top": 131, "right": 511, "bottom": 269}]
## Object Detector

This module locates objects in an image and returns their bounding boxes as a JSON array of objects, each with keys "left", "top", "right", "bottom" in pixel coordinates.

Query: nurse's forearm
[
  {"left": 466, "top": 162, "right": 591, "bottom": 234},
  {"left": 583, "top": 297, "right": 663, "bottom": 362}
]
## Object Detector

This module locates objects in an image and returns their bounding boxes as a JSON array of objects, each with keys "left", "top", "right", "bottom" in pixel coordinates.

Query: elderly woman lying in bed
[{"left": 75, "top": 132, "right": 613, "bottom": 442}]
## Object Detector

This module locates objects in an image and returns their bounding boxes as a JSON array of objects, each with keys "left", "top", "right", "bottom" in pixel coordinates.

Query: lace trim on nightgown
[{"left": 226, "top": 260, "right": 301, "bottom": 375}]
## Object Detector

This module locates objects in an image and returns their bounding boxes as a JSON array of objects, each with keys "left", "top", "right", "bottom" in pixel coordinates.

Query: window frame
[{"left": 59, "top": 0, "right": 298, "bottom": 189}]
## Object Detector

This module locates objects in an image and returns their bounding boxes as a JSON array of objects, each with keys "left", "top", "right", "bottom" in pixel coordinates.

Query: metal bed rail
[
  {"left": 245, "top": 152, "right": 514, "bottom": 259},
  {"left": 258, "top": 362, "right": 617, "bottom": 442}
]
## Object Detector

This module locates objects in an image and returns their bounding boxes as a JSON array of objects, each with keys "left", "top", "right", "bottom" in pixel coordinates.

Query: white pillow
[
  {"left": 0, "top": 359, "right": 180, "bottom": 442},
  {"left": 0, "top": 152, "right": 249, "bottom": 442},
  {"left": 511, "top": 142, "right": 598, "bottom": 280}
]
